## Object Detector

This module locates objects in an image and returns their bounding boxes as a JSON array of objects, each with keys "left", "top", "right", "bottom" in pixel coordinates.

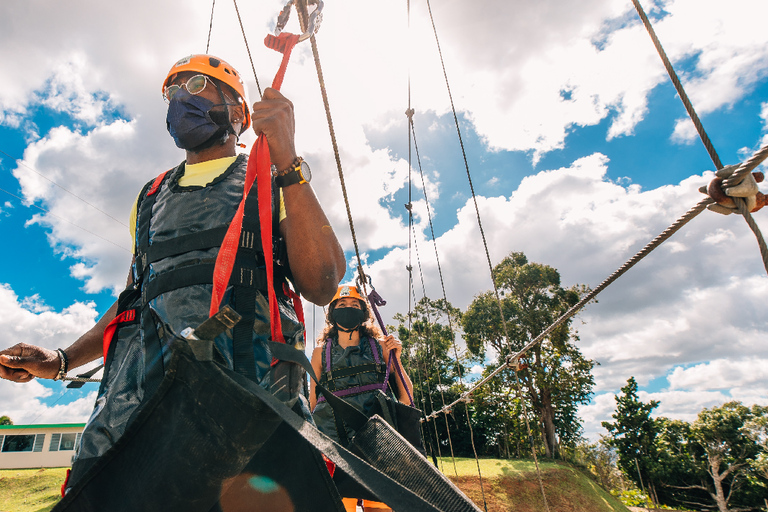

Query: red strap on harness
[
  {"left": 210, "top": 32, "right": 301, "bottom": 350},
  {"left": 102, "top": 309, "right": 136, "bottom": 361},
  {"left": 147, "top": 170, "right": 169, "bottom": 196},
  {"left": 61, "top": 468, "right": 71, "bottom": 497}
]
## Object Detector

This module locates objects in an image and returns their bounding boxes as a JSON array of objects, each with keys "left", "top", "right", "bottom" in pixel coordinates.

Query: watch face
[{"left": 300, "top": 160, "right": 311, "bottom": 183}]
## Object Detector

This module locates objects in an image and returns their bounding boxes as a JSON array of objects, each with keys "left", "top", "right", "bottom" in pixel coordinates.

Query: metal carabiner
[
  {"left": 355, "top": 272, "right": 374, "bottom": 293},
  {"left": 274, "top": 0, "right": 324, "bottom": 42}
]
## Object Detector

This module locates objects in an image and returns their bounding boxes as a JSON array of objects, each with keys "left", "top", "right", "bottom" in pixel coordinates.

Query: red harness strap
[
  {"left": 147, "top": 170, "right": 169, "bottom": 196},
  {"left": 210, "top": 32, "right": 302, "bottom": 350},
  {"left": 102, "top": 309, "right": 137, "bottom": 362}
]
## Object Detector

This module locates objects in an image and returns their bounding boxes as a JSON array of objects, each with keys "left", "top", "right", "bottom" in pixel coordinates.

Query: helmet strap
[{"left": 211, "top": 79, "right": 240, "bottom": 140}]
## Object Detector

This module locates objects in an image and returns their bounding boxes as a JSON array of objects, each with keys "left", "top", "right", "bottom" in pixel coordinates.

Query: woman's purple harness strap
[{"left": 315, "top": 337, "right": 390, "bottom": 404}]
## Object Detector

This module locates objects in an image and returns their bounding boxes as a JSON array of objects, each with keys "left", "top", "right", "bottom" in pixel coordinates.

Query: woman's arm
[
  {"left": 309, "top": 345, "right": 324, "bottom": 412},
  {"left": 380, "top": 335, "right": 415, "bottom": 405}
]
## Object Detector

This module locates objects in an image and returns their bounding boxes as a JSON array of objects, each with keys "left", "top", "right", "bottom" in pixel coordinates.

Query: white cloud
[
  {"left": 668, "top": 359, "right": 768, "bottom": 391},
  {"left": 0, "top": 377, "right": 96, "bottom": 424},
  {"left": 0, "top": 284, "right": 98, "bottom": 351}
]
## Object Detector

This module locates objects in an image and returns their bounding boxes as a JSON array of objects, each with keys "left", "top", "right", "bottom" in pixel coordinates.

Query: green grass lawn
[
  {"left": 0, "top": 467, "right": 67, "bottom": 512},
  {"left": 1, "top": 459, "right": 629, "bottom": 512}
]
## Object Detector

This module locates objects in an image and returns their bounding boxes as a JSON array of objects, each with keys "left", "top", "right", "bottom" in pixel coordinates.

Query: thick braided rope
[
  {"left": 435, "top": 141, "right": 768, "bottom": 413},
  {"left": 631, "top": 0, "right": 722, "bottom": 170},
  {"left": 431, "top": 195, "right": 712, "bottom": 416}
]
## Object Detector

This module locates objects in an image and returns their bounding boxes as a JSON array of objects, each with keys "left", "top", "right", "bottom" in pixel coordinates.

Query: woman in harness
[{"left": 310, "top": 284, "right": 414, "bottom": 512}]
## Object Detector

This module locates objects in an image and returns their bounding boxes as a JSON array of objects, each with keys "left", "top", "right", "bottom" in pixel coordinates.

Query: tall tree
[
  {"left": 0, "top": 415, "right": 12, "bottom": 425},
  {"left": 461, "top": 252, "right": 595, "bottom": 458},
  {"left": 602, "top": 376, "right": 660, "bottom": 505}
]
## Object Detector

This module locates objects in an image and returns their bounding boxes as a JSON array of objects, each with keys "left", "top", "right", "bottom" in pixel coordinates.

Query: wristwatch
[{"left": 274, "top": 157, "right": 311, "bottom": 187}]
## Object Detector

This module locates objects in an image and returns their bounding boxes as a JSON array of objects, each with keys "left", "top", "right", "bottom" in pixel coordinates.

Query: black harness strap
[
  {"left": 134, "top": 169, "right": 173, "bottom": 397},
  {"left": 145, "top": 226, "right": 229, "bottom": 263},
  {"left": 230, "top": 180, "right": 269, "bottom": 381},
  {"left": 321, "top": 363, "right": 386, "bottom": 392},
  {"left": 325, "top": 363, "right": 385, "bottom": 381},
  {"left": 135, "top": 168, "right": 174, "bottom": 277},
  {"left": 140, "top": 263, "right": 281, "bottom": 305}
]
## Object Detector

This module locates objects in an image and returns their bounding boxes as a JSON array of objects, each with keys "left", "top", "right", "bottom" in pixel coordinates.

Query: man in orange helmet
[{"left": 0, "top": 54, "right": 346, "bottom": 494}]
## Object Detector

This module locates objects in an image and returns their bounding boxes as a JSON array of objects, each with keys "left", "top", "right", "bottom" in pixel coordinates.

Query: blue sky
[{"left": 1, "top": 0, "right": 767, "bottom": 440}]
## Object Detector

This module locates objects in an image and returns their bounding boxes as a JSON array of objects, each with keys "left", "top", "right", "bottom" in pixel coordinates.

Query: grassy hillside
[
  {"left": 0, "top": 459, "right": 628, "bottom": 512},
  {"left": 438, "top": 457, "right": 630, "bottom": 512},
  {"left": 0, "top": 467, "right": 67, "bottom": 512}
]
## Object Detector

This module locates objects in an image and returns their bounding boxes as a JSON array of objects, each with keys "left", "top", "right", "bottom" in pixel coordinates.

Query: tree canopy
[{"left": 461, "top": 251, "right": 595, "bottom": 458}]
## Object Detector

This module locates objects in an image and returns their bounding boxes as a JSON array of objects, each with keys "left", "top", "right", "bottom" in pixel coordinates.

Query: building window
[
  {"left": 33, "top": 434, "right": 45, "bottom": 452},
  {"left": 48, "top": 433, "right": 77, "bottom": 451},
  {"left": 2, "top": 434, "right": 36, "bottom": 452},
  {"left": 49, "top": 433, "right": 61, "bottom": 452},
  {"left": 59, "top": 433, "right": 77, "bottom": 451}
]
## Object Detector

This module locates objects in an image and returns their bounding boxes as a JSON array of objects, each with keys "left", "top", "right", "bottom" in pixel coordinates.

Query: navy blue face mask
[
  {"left": 331, "top": 307, "right": 366, "bottom": 331},
  {"left": 166, "top": 89, "right": 231, "bottom": 151}
]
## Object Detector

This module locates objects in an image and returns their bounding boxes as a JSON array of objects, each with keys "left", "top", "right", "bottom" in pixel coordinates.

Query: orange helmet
[
  {"left": 162, "top": 54, "right": 251, "bottom": 132},
  {"left": 331, "top": 285, "right": 365, "bottom": 306}
]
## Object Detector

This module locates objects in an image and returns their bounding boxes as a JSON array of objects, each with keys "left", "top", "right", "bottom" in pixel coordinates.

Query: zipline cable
[
  {"left": 631, "top": 0, "right": 768, "bottom": 274},
  {"left": 432, "top": 141, "right": 768, "bottom": 418},
  {"left": 630, "top": 0, "right": 722, "bottom": 170}
]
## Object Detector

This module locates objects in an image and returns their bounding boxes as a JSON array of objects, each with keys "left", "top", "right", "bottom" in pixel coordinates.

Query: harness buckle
[{"left": 274, "top": 0, "right": 324, "bottom": 42}]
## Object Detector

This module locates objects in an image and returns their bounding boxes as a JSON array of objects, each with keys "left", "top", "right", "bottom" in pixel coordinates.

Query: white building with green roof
[{"left": 0, "top": 423, "right": 85, "bottom": 469}]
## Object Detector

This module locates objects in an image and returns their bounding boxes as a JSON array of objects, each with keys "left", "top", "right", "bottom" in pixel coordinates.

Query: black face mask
[
  {"left": 166, "top": 89, "right": 231, "bottom": 151},
  {"left": 331, "top": 307, "right": 366, "bottom": 331}
]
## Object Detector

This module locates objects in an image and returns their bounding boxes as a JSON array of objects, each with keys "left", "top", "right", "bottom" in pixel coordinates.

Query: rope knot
[{"left": 700, "top": 164, "right": 766, "bottom": 215}]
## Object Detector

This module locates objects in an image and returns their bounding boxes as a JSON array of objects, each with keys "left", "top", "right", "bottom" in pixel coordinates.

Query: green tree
[
  {"left": 461, "top": 252, "right": 595, "bottom": 458},
  {"left": 602, "top": 377, "right": 660, "bottom": 506},
  {"left": 567, "top": 438, "right": 625, "bottom": 492},
  {"left": 652, "top": 417, "right": 709, "bottom": 509},
  {"left": 0, "top": 415, "right": 12, "bottom": 425},
  {"left": 690, "top": 402, "right": 767, "bottom": 512},
  {"left": 392, "top": 297, "right": 482, "bottom": 459},
  {"left": 470, "top": 361, "right": 531, "bottom": 458},
  {"left": 649, "top": 403, "right": 768, "bottom": 511}
]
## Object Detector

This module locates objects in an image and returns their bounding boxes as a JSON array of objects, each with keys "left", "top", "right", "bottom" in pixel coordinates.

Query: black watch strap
[{"left": 274, "top": 157, "right": 311, "bottom": 187}]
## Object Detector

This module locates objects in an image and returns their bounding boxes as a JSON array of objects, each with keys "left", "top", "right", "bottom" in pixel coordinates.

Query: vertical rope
[
  {"left": 411, "top": 228, "right": 459, "bottom": 476},
  {"left": 424, "top": 2, "right": 548, "bottom": 508},
  {"left": 206, "top": 0, "right": 216, "bottom": 53},
  {"left": 409, "top": 117, "right": 487, "bottom": 509},
  {"left": 232, "top": 0, "right": 263, "bottom": 99},
  {"left": 295, "top": 3, "right": 366, "bottom": 287}
]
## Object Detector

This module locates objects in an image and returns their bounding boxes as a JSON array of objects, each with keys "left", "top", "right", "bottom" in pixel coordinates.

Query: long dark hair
[{"left": 318, "top": 297, "right": 383, "bottom": 346}]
